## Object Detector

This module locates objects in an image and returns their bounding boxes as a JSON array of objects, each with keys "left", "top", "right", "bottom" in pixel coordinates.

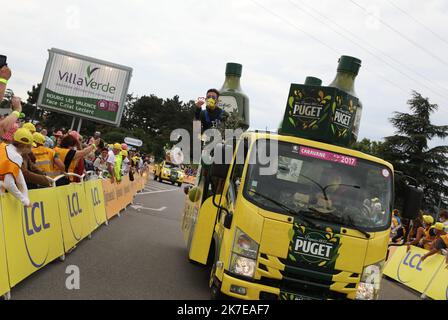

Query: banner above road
[{"left": 37, "top": 48, "right": 133, "bottom": 126}]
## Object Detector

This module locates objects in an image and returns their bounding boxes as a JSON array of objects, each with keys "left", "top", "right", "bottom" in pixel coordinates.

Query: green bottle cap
[
  {"left": 337, "top": 55, "right": 362, "bottom": 75},
  {"left": 225, "top": 62, "right": 242, "bottom": 77},
  {"left": 304, "top": 76, "right": 322, "bottom": 86}
]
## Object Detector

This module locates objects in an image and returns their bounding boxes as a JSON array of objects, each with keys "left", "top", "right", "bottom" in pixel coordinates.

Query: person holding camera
[{"left": 0, "top": 65, "right": 23, "bottom": 137}]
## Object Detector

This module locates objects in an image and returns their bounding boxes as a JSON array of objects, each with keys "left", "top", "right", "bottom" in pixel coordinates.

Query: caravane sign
[{"left": 37, "top": 48, "right": 133, "bottom": 126}]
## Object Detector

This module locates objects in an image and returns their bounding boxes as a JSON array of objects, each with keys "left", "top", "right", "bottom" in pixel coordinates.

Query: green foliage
[
  {"left": 352, "top": 138, "right": 383, "bottom": 156},
  {"left": 381, "top": 91, "right": 448, "bottom": 211}
]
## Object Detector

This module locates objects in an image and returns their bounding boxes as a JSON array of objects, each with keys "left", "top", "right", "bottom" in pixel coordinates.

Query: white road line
[
  {"left": 135, "top": 189, "right": 178, "bottom": 196},
  {"left": 131, "top": 205, "right": 167, "bottom": 211}
]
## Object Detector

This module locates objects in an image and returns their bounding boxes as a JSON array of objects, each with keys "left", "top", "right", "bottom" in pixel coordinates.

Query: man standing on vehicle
[{"left": 194, "top": 89, "right": 228, "bottom": 132}]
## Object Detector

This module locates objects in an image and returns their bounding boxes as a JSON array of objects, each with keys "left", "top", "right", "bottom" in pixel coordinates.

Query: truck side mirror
[
  {"left": 401, "top": 184, "right": 424, "bottom": 220},
  {"left": 224, "top": 212, "right": 233, "bottom": 229}
]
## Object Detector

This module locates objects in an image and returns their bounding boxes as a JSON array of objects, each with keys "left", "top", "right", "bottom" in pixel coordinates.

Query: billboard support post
[
  {"left": 77, "top": 118, "right": 83, "bottom": 133},
  {"left": 70, "top": 117, "right": 76, "bottom": 130}
]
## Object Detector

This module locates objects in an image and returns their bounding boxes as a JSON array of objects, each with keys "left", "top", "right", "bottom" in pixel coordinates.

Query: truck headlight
[
  {"left": 229, "top": 228, "right": 259, "bottom": 278},
  {"left": 355, "top": 261, "right": 385, "bottom": 300},
  {"left": 163, "top": 169, "right": 170, "bottom": 175}
]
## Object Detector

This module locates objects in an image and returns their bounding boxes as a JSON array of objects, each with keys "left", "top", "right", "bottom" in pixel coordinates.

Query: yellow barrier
[
  {"left": 102, "top": 179, "right": 121, "bottom": 220},
  {"left": 84, "top": 179, "right": 107, "bottom": 232},
  {"left": 1, "top": 190, "right": 64, "bottom": 287},
  {"left": 383, "top": 245, "right": 447, "bottom": 299},
  {"left": 0, "top": 174, "right": 145, "bottom": 298},
  {"left": 57, "top": 183, "right": 92, "bottom": 252},
  {"left": 0, "top": 203, "right": 10, "bottom": 297},
  {"left": 425, "top": 262, "right": 448, "bottom": 300}
]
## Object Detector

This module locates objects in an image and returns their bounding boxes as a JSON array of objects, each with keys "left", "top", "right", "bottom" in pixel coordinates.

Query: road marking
[
  {"left": 135, "top": 189, "right": 178, "bottom": 195},
  {"left": 131, "top": 205, "right": 167, "bottom": 211}
]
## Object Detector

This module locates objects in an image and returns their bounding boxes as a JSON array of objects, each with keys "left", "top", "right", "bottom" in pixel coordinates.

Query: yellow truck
[
  {"left": 182, "top": 131, "right": 420, "bottom": 300},
  {"left": 154, "top": 161, "right": 184, "bottom": 186}
]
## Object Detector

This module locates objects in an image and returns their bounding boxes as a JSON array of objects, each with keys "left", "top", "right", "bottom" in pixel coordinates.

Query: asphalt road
[{"left": 10, "top": 178, "right": 420, "bottom": 300}]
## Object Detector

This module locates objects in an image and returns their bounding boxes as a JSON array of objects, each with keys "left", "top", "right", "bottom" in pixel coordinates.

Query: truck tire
[
  {"left": 178, "top": 182, "right": 182, "bottom": 187},
  {"left": 153, "top": 174, "right": 157, "bottom": 180},
  {"left": 209, "top": 264, "right": 226, "bottom": 300}
]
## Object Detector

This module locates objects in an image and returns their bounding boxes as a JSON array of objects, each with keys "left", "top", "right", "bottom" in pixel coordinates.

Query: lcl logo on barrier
[
  {"left": 402, "top": 251, "right": 423, "bottom": 271},
  {"left": 67, "top": 192, "right": 83, "bottom": 217},
  {"left": 24, "top": 202, "right": 50, "bottom": 236},
  {"left": 22, "top": 202, "right": 50, "bottom": 268},
  {"left": 397, "top": 250, "right": 424, "bottom": 283},
  {"left": 67, "top": 192, "right": 83, "bottom": 241},
  {"left": 91, "top": 187, "right": 101, "bottom": 207}
]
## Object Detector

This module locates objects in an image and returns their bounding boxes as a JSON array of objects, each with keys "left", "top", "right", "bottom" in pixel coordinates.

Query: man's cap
[
  {"left": 113, "top": 143, "right": 122, "bottom": 150},
  {"left": 423, "top": 215, "right": 434, "bottom": 225},
  {"left": 13, "top": 128, "right": 34, "bottom": 145},
  {"left": 54, "top": 131, "right": 63, "bottom": 137},
  {"left": 434, "top": 222, "right": 445, "bottom": 231},
  {"left": 121, "top": 150, "right": 128, "bottom": 157},
  {"left": 22, "top": 122, "right": 36, "bottom": 133},
  {"left": 33, "top": 132, "right": 46, "bottom": 145}
]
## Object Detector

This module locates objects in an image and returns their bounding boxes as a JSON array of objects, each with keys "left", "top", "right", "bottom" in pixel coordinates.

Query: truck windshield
[
  {"left": 243, "top": 141, "right": 393, "bottom": 232},
  {"left": 164, "top": 162, "right": 179, "bottom": 169}
]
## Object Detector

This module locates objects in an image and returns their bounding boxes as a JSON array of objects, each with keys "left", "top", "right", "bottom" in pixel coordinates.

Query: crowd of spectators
[{"left": 0, "top": 64, "right": 149, "bottom": 208}]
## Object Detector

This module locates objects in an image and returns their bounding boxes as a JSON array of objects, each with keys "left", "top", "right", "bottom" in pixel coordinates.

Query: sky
[{"left": 2, "top": 0, "right": 448, "bottom": 146}]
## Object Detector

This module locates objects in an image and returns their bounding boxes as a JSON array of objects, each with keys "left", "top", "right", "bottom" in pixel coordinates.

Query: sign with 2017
[{"left": 37, "top": 48, "right": 133, "bottom": 126}]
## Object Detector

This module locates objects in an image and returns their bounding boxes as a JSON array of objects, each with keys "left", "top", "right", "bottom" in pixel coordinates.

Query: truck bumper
[{"left": 219, "top": 272, "right": 279, "bottom": 300}]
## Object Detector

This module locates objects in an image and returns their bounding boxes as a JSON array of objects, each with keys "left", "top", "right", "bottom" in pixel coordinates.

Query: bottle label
[
  {"left": 280, "top": 84, "right": 360, "bottom": 147},
  {"left": 218, "top": 95, "right": 238, "bottom": 114}
]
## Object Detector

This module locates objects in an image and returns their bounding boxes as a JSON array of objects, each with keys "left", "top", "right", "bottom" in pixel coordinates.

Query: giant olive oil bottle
[
  {"left": 218, "top": 62, "right": 250, "bottom": 130},
  {"left": 328, "top": 56, "right": 363, "bottom": 144},
  {"left": 280, "top": 56, "right": 363, "bottom": 147}
]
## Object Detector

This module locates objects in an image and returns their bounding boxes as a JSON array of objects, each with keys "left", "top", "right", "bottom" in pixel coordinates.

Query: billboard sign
[{"left": 37, "top": 48, "right": 133, "bottom": 126}]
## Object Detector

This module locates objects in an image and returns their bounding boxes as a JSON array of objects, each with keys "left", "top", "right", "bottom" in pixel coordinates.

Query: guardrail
[{"left": 0, "top": 168, "right": 149, "bottom": 300}]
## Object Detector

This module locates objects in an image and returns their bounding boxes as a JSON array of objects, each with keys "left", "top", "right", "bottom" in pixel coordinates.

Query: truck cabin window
[{"left": 243, "top": 140, "right": 393, "bottom": 232}]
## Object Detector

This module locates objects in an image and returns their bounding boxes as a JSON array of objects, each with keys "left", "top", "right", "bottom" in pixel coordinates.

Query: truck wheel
[
  {"left": 158, "top": 176, "right": 162, "bottom": 182},
  {"left": 153, "top": 174, "right": 157, "bottom": 180},
  {"left": 178, "top": 182, "right": 182, "bottom": 187},
  {"left": 171, "top": 181, "right": 175, "bottom": 185},
  {"left": 209, "top": 262, "right": 225, "bottom": 300}
]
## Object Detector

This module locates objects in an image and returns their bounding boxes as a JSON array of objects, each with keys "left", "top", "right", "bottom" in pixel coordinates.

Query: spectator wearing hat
[
  {"left": 54, "top": 135, "right": 98, "bottom": 186},
  {"left": 421, "top": 223, "right": 448, "bottom": 263},
  {"left": 22, "top": 122, "right": 36, "bottom": 134},
  {"left": 107, "top": 143, "right": 122, "bottom": 183},
  {"left": 121, "top": 149, "right": 130, "bottom": 176},
  {"left": 54, "top": 130, "right": 63, "bottom": 145},
  {"left": 0, "top": 128, "right": 33, "bottom": 206},
  {"left": 32, "top": 132, "right": 65, "bottom": 179},
  {"left": 406, "top": 215, "right": 436, "bottom": 251}
]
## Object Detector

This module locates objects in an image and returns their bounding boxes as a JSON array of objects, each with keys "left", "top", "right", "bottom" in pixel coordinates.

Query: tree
[
  {"left": 352, "top": 138, "right": 383, "bottom": 157},
  {"left": 381, "top": 91, "right": 448, "bottom": 211}
]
